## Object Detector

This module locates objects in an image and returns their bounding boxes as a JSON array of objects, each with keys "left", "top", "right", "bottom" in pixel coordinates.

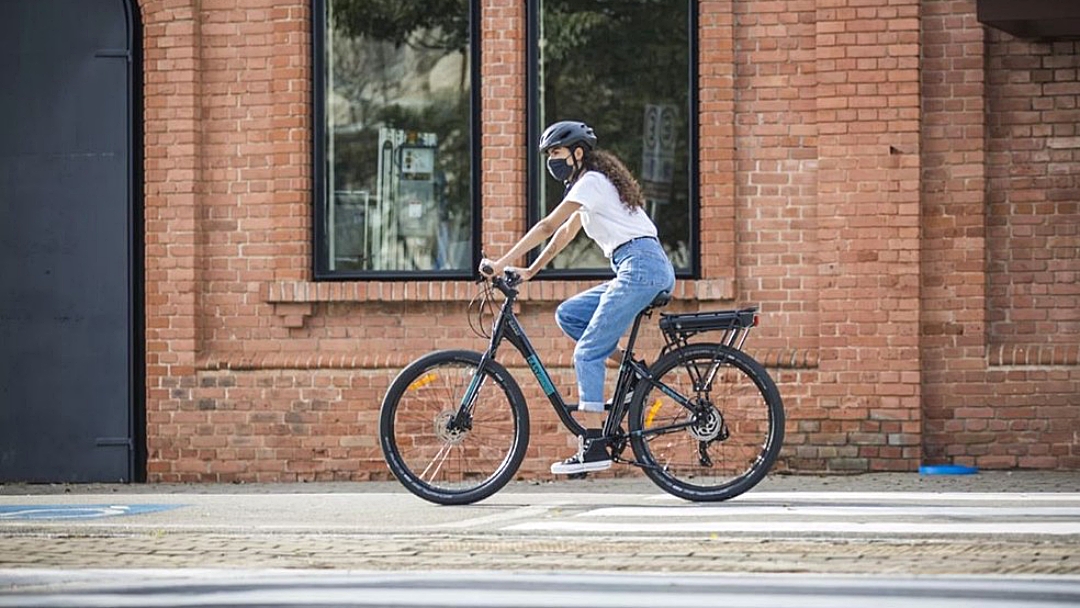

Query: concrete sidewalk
[{"left": 3, "top": 470, "right": 1078, "bottom": 496}]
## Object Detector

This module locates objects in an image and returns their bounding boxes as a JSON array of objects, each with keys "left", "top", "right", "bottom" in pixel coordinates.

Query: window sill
[
  {"left": 264, "top": 278, "right": 733, "bottom": 304},
  {"left": 264, "top": 278, "right": 733, "bottom": 328}
]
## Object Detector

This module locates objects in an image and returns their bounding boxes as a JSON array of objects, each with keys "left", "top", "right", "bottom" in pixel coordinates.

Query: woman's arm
[
  {"left": 480, "top": 199, "right": 582, "bottom": 276},
  {"left": 520, "top": 211, "right": 582, "bottom": 280}
]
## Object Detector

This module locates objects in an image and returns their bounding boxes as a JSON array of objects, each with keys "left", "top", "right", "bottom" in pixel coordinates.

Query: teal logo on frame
[{"left": 526, "top": 355, "right": 556, "bottom": 396}]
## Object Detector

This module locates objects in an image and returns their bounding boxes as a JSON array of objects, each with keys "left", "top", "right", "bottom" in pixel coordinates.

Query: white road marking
[
  {"left": 581, "top": 505, "right": 1080, "bottom": 518},
  {"left": 503, "top": 492, "right": 1080, "bottom": 536},
  {"left": 654, "top": 492, "right": 1080, "bottom": 502},
  {"left": 504, "top": 521, "right": 1080, "bottom": 535}
]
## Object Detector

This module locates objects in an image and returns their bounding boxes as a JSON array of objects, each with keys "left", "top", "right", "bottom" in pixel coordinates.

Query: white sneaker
[{"left": 550, "top": 452, "right": 613, "bottom": 475}]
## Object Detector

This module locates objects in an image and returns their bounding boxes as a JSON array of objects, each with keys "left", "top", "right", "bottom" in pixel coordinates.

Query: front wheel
[
  {"left": 379, "top": 350, "right": 529, "bottom": 505},
  {"left": 629, "top": 343, "right": 784, "bottom": 501}
]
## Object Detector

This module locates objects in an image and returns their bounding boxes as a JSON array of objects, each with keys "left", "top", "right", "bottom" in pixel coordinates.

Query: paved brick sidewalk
[
  {"left": 2, "top": 472, "right": 1078, "bottom": 575},
  {"left": 1, "top": 532, "right": 1076, "bottom": 575}
]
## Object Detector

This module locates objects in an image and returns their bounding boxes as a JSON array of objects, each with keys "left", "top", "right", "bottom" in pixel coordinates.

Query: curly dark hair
[{"left": 579, "top": 149, "right": 646, "bottom": 211}]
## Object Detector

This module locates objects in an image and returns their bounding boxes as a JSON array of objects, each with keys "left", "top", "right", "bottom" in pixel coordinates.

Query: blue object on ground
[
  {"left": 0, "top": 504, "right": 183, "bottom": 520},
  {"left": 919, "top": 464, "right": 979, "bottom": 475}
]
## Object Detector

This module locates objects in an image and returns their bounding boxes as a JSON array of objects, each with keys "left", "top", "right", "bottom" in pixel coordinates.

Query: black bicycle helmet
[{"left": 538, "top": 120, "right": 597, "bottom": 153}]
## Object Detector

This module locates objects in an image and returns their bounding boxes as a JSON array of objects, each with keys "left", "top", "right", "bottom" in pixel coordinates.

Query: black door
[{"left": 0, "top": 0, "right": 140, "bottom": 482}]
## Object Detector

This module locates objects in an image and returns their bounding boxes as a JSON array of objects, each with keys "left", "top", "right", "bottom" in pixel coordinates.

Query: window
[
  {"left": 528, "top": 0, "right": 698, "bottom": 276},
  {"left": 314, "top": 0, "right": 479, "bottom": 279}
]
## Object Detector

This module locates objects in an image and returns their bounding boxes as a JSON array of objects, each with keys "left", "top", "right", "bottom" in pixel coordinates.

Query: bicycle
[{"left": 379, "top": 269, "right": 785, "bottom": 505}]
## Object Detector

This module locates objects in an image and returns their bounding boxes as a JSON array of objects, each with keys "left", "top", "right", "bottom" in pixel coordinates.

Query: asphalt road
[{"left": 4, "top": 570, "right": 1080, "bottom": 607}]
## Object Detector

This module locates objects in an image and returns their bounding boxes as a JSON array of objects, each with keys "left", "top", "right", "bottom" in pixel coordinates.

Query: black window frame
[
  {"left": 525, "top": 0, "right": 701, "bottom": 280},
  {"left": 312, "top": 0, "right": 483, "bottom": 281}
]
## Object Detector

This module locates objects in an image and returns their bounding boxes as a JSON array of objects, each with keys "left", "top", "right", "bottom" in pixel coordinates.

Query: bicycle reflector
[
  {"left": 753, "top": 314, "right": 760, "bottom": 327},
  {"left": 407, "top": 373, "right": 438, "bottom": 392}
]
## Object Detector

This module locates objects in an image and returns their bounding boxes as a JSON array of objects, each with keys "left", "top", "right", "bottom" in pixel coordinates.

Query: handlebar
[
  {"left": 478, "top": 252, "right": 521, "bottom": 290},
  {"left": 498, "top": 269, "right": 522, "bottom": 288},
  {"left": 478, "top": 267, "right": 522, "bottom": 291}
]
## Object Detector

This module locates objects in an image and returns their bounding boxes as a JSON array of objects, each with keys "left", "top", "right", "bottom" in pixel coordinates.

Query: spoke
[
  {"left": 466, "top": 433, "right": 507, "bottom": 454},
  {"left": 390, "top": 358, "right": 523, "bottom": 493},
  {"left": 420, "top": 442, "right": 453, "bottom": 482},
  {"left": 471, "top": 439, "right": 513, "bottom": 463}
]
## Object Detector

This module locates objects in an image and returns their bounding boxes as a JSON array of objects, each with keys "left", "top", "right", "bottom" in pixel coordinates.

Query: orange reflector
[
  {"left": 644, "top": 399, "right": 663, "bottom": 427},
  {"left": 407, "top": 373, "right": 437, "bottom": 391}
]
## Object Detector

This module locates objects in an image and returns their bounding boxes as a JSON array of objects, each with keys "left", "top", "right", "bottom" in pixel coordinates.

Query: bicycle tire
[
  {"left": 628, "top": 343, "right": 784, "bottom": 501},
  {"left": 379, "top": 350, "right": 529, "bottom": 505}
]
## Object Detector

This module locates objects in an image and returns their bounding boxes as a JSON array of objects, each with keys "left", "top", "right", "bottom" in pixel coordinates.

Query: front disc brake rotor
[{"left": 434, "top": 410, "right": 468, "bottom": 445}]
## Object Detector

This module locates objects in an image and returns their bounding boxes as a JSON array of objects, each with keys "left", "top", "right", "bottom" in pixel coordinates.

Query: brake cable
[{"left": 467, "top": 279, "right": 497, "bottom": 339}]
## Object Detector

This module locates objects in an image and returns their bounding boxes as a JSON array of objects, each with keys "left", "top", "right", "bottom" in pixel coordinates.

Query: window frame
[
  {"left": 311, "top": 0, "right": 483, "bottom": 281},
  {"left": 525, "top": 0, "right": 701, "bottom": 280}
]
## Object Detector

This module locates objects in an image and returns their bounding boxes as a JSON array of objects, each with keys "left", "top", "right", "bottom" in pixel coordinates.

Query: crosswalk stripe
[
  {"left": 581, "top": 505, "right": 1080, "bottom": 518},
  {"left": 502, "top": 492, "right": 1080, "bottom": 536},
  {"left": 504, "top": 521, "right": 1080, "bottom": 535},
  {"left": 680, "top": 492, "right": 1080, "bottom": 502}
]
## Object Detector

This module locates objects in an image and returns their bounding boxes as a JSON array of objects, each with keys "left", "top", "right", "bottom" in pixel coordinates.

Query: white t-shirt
[{"left": 564, "top": 171, "right": 658, "bottom": 258}]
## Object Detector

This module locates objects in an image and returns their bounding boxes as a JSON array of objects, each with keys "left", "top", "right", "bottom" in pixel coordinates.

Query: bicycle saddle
[{"left": 648, "top": 291, "right": 671, "bottom": 310}]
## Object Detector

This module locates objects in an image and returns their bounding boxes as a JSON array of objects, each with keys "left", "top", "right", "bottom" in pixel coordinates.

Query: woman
[{"left": 479, "top": 120, "right": 676, "bottom": 475}]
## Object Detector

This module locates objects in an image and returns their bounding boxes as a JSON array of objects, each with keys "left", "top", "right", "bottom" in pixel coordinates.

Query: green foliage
[
  {"left": 326, "top": 0, "right": 473, "bottom": 271},
  {"left": 540, "top": 0, "right": 692, "bottom": 266},
  {"left": 322, "top": 0, "right": 694, "bottom": 271},
  {"left": 331, "top": 0, "right": 469, "bottom": 50}
]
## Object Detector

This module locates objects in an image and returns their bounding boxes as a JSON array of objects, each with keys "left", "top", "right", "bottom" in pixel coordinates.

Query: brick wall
[
  {"left": 142, "top": 0, "right": 201, "bottom": 481},
  {"left": 921, "top": 0, "right": 1080, "bottom": 469},
  {"left": 732, "top": 0, "right": 817, "bottom": 469},
  {"left": 140, "top": 0, "right": 1079, "bottom": 482},
  {"left": 818, "top": 0, "right": 923, "bottom": 470},
  {"left": 142, "top": 0, "right": 318, "bottom": 481},
  {"left": 725, "top": 0, "right": 927, "bottom": 473},
  {"left": 986, "top": 33, "right": 1080, "bottom": 352},
  {"left": 982, "top": 27, "right": 1080, "bottom": 466}
]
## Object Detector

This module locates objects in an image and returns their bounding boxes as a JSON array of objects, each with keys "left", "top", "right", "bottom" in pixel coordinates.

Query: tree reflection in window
[
  {"left": 533, "top": 0, "right": 694, "bottom": 274},
  {"left": 320, "top": 0, "right": 474, "bottom": 274}
]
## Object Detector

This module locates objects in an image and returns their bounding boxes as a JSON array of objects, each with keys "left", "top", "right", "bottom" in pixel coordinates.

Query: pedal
[{"left": 567, "top": 472, "right": 588, "bottom": 480}]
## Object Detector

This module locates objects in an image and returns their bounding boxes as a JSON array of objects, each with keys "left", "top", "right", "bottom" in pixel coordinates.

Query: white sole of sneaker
[
  {"left": 577, "top": 402, "right": 607, "bottom": 413},
  {"left": 550, "top": 459, "right": 613, "bottom": 475}
]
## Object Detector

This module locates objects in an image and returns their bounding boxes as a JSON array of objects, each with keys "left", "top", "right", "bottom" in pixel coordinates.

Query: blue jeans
[{"left": 554, "top": 237, "right": 676, "bottom": 409}]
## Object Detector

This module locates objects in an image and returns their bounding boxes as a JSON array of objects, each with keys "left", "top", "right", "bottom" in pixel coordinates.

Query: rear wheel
[
  {"left": 628, "top": 343, "right": 784, "bottom": 501},
  {"left": 379, "top": 350, "right": 529, "bottom": 505}
]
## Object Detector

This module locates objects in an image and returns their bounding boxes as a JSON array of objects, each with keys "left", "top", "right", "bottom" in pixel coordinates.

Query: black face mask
[{"left": 546, "top": 156, "right": 576, "bottom": 182}]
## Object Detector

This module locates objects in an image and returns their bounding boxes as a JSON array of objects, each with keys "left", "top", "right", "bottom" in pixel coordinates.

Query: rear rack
[{"left": 659, "top": 306, "right": 759, "bottom": 353}]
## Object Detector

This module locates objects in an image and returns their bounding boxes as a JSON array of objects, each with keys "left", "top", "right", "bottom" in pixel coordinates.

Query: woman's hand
[
  {"left": 506, "top": 266, "right": 537, "bottom": 282},
  {"left": 478, "top": 257, "right": 504, "bottom": 277}
]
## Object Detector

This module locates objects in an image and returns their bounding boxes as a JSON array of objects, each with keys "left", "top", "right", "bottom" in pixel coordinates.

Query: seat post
[{"left": 623, "top": 306, "right": 651, "bottom": 357}]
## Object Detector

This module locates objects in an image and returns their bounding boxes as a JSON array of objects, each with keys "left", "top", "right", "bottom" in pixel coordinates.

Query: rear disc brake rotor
[{"left": 688, "top": 406, "right": 723, "bottom": 442}]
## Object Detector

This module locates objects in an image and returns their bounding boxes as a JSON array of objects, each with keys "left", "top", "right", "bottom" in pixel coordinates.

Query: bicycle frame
[
  {"left": 381, "top": 274, "right": 781, "bottom": 504},
  {"left": 455, "top": 276, "right": 701, "bottom": 448}
]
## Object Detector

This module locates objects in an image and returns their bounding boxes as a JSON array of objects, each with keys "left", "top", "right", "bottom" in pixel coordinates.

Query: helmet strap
[{"left": 567, "top": 146, "right": 586, "bottom": 183}]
